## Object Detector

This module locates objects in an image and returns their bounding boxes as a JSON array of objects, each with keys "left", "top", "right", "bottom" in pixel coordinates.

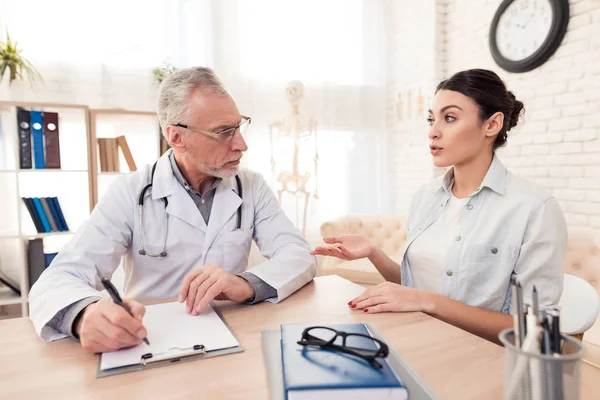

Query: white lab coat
[{"left": 29, "top": 150, "right": 317, "bottom": 341}]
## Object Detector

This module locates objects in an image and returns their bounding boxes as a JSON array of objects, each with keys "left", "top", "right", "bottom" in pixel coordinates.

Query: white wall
[
  {"left": 388, "top": 0, "right": 600, "bottom": 229},
  {"left": 384, "top": 0, "right": 446, "bottom": 215}
]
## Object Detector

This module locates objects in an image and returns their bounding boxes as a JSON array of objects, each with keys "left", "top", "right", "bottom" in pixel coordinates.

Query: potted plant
[
  {"left": 0, "top": 31, "right": 42, "bottom": 85},
  {"left": 152, "top": 62, "right": 177, "bottom": 154},
  {"left": 152, "top": 62, "right": 177, "bottom": 85}
]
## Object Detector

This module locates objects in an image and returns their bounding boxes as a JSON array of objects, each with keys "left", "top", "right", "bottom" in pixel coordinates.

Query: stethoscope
[{"left": 138, "top": 161, "right": 243, "bottom": 257}]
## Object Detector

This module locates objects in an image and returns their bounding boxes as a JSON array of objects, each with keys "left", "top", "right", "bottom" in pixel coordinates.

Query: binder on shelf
[
  {"left": 31, "top": 197, "right": 51, "bottom": 232},
  {"left": 40, "top": 198, "right": 59, "bottom": 232},
  {"left": 116, "top": 135, "right": 137, "bottom": 171},
  {"left": 43, "top": 112, "right": 61, "bottom": 169},
  {"left": 45, "top": 197, "right": 65, "bottom": 231},
  {"left": 26, "top": 238, "right": 45, "bottom": 290},
  {"left": 50, "top": 197, "right": 69, "bottom": 231},
  {"left": 30, "top": 110, "right": 45, "bottom": 169},
  {"left": 17, "top": 108, "right": 32, "bottom": 169},
  {"left": 44, "top": 252, "right": 58, "bottom": 268},
  {"left": 22, "top": 197, "right": 44, "bottom": 233}
]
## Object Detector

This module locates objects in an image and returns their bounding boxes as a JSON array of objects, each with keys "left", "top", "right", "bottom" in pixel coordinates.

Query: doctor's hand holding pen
[
  {"left": 75, "top": 296, "right": 147, "bottom": 353},
  {"left": 178, "top": 264, "right": 255, "bottom": 316}
]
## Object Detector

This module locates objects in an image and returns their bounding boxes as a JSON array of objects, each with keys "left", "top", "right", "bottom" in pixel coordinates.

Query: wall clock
[{"left": 489, "top": 0, "right": 570, "bottom": 73}]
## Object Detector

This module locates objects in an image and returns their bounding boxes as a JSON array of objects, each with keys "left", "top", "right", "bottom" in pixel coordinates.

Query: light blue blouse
[{"left": 401, "top": 155, "right": 567, "bottom": 313}]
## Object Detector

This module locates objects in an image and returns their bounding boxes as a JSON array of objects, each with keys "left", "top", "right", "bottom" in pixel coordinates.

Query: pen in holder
[{"left": 499, "top": 328, "right": 585, "bottom": 400}]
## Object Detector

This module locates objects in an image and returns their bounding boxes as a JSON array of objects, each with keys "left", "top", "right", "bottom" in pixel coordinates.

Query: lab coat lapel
[
  {"left": 204, "top": 176, "right": 242, "bottom": 251},
  {"left": 151, "top": 150, "right": 206, "bottom": 232}
]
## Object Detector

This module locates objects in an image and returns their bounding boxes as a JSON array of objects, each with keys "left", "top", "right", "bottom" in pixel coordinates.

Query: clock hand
[{"left": 521, "top": 13, "right": 535, "bottom": 29}]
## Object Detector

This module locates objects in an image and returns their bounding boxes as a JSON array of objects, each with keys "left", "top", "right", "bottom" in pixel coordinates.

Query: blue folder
[
  {"left": 281, "top": 323, "right": 407, "bottom": 399},
  {"left": 30, "top": 110, "right": 45, "bottom": 169},
  {"left": 32, "top": 197, "right": 51, "bottom": 232}
]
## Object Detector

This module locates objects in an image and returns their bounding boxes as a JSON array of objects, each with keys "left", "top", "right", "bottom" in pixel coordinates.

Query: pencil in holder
[{"left": 499, "top": 328, "right": 585, "bottom": 400}]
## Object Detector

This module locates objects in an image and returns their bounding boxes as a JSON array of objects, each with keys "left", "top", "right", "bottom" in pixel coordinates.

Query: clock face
[{"left": 495, "top": 0, "right": 554, "bottom": 62}]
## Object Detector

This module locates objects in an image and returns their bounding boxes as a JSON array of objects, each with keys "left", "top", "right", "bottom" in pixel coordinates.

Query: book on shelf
[
  {"left": 98, "top": 136, "right": 136, "bottom": 172},
  {"left": 16, "top": 108, "right": 62, "bottom": 170},
  {"left": 22, "top": 197, "right": 70, "bottom": 234}
]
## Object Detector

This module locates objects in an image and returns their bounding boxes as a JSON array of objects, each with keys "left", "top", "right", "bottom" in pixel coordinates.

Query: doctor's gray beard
[{"left": 197, "top": 157, "right": 241, "bottom": 179}]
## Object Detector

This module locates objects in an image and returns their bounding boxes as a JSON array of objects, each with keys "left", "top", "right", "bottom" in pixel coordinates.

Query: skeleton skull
[{"left": 285, "top": 80, "right": 305, "bottom": 106}]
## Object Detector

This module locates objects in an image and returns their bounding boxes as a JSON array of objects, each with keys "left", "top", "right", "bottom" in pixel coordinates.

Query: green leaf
[{"left": 0, "top": 30, "right": 42, "bottom": 85}]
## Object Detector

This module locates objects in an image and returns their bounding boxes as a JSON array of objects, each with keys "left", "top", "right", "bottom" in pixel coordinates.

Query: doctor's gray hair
[{"left": 156, "top": 67, "right": 229, "bottom": 133}]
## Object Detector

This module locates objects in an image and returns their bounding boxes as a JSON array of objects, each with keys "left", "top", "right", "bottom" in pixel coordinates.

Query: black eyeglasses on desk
[{"left": 297, "top": 326, "right": 390, "bottom": 369}]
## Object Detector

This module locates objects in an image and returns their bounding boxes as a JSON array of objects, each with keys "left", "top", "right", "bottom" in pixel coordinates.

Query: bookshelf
[
  {"left": 89, "top": 109, "right": 161, "bottom": 205},
  {"left": 0, "top": 100, "right": 94, "bottom": 317},
  {"left": 0, "top": 105, "right": 163, "bottom": 319}
]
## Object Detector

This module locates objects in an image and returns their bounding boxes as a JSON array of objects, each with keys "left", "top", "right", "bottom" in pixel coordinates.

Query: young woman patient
[{"left": 312, "top": 69, "right": 567, "bottom": 344}]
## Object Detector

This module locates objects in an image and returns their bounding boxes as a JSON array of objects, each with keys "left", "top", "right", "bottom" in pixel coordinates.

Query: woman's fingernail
[
  {"left": 347, "top": 301, "right": 352, "bottom": 305},
  {"left": 363, "top": 308, "right": 369, "bottom": 313},
  {"left": 137, "top": 330, "right": 146, "bottom": 338},
  {"left": 178, "top": 295, "right": 183, "bottom": 303},
  {"left": 351, "top": 304, "right": 356, "bottom": 309}
]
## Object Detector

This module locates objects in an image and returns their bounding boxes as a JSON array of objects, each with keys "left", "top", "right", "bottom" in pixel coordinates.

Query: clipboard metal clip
[{"left": 140, "top": 344, "right": 206, "bottom": 367}]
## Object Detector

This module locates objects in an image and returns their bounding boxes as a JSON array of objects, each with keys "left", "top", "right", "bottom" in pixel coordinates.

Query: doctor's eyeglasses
[
  {"left": 297, "top": 326, "right": 389, "bottom": 369},
  {"left": 174, "top": 115, "right": 251, "bottom": 141}
]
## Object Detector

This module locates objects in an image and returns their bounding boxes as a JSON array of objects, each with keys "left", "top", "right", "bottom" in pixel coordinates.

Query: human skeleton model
[{"left": 268, "top": 80, "right": 318, "bottom": 235}]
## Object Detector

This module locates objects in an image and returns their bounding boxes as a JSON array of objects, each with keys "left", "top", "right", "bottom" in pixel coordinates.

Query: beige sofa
[{"left": 318, "top": 215, "right": 407, "bottom": 284}]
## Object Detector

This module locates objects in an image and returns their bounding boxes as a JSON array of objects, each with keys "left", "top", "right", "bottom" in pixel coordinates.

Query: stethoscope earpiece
[{"left": 139, "top": 249, "right": 146, "bottom": 256}]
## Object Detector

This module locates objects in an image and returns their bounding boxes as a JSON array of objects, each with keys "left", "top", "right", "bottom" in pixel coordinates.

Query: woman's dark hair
[{"left": 435, "top": 69, "right": 524, "bottom": 150}]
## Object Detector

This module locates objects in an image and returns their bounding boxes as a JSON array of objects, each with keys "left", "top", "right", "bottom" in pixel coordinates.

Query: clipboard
[
  {"left": 260, "top": 322, "right": 438, "bottom": 400},
  {"left": 97, "top": 302, "right": 244, "bottom": 378}
]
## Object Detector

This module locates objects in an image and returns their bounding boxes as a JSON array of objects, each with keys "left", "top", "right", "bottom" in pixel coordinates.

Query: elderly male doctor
[{"left": 29, "top": 67, "right": 317, "bottom": 352}]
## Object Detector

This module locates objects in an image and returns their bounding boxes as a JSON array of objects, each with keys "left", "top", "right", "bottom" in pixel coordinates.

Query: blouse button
[
  {"left": 446, "top": 270, "right": 453, "bottom": 277},
  {"left": 466, "top": 204, "right": 473, "bottom": 210},
  {"left": 491, "top": 247, "right": 498, "bottom": 254}
]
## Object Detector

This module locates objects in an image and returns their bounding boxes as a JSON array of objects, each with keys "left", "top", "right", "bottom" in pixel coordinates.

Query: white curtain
[{"left": 202, "top": 0, "right": 390, "bottom": 241}]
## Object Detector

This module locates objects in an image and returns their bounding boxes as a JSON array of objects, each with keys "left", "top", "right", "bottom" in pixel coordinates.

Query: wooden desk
[{"left": 1, "top": 275, "right": 599, "bottom": 399}]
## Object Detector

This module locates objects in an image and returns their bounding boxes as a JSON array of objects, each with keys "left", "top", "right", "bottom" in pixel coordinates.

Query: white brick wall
[{"left": 388, "top": 0, "right": 600, "bottom": 228}]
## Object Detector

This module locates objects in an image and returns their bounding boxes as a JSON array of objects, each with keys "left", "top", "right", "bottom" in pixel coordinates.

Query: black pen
[
  {"left": 516, "top": 281, "right": 526, "bottom": 344},
  {"left": 511, "top": 276, "right": 521, "bottom": 347},
  {"left": 547, "top": 307, "right": 561, "bottom": 354},
  {"left": 101, "top": 277, "right": 150, "bottom": 345},
  {"left": 532, "top": 286, "right": 539, "bottom": 320},
  {"left": 541, "top": 313, "right": 551, "bottom": 355}
]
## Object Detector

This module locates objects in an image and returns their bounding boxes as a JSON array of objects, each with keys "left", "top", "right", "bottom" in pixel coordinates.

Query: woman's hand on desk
[
  {"left": 310, "top": 235, "right": 375, "bottom": 260},
  {"left": 178, "top": 265, "right": 255, "bottom": 316},
  {"left": 348, "top": 282, "right": 432, "bottom": 314},
  {"left": 76, "top": 297, "right": 147, "bottom": 353},
  {"left": 348, "top": 282, "right": 513, "bottom": 344}
]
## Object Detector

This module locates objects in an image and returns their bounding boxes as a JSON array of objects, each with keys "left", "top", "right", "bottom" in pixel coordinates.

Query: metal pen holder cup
[{"left": 499, "top": 328, "right": 585, "bottom": 400}]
